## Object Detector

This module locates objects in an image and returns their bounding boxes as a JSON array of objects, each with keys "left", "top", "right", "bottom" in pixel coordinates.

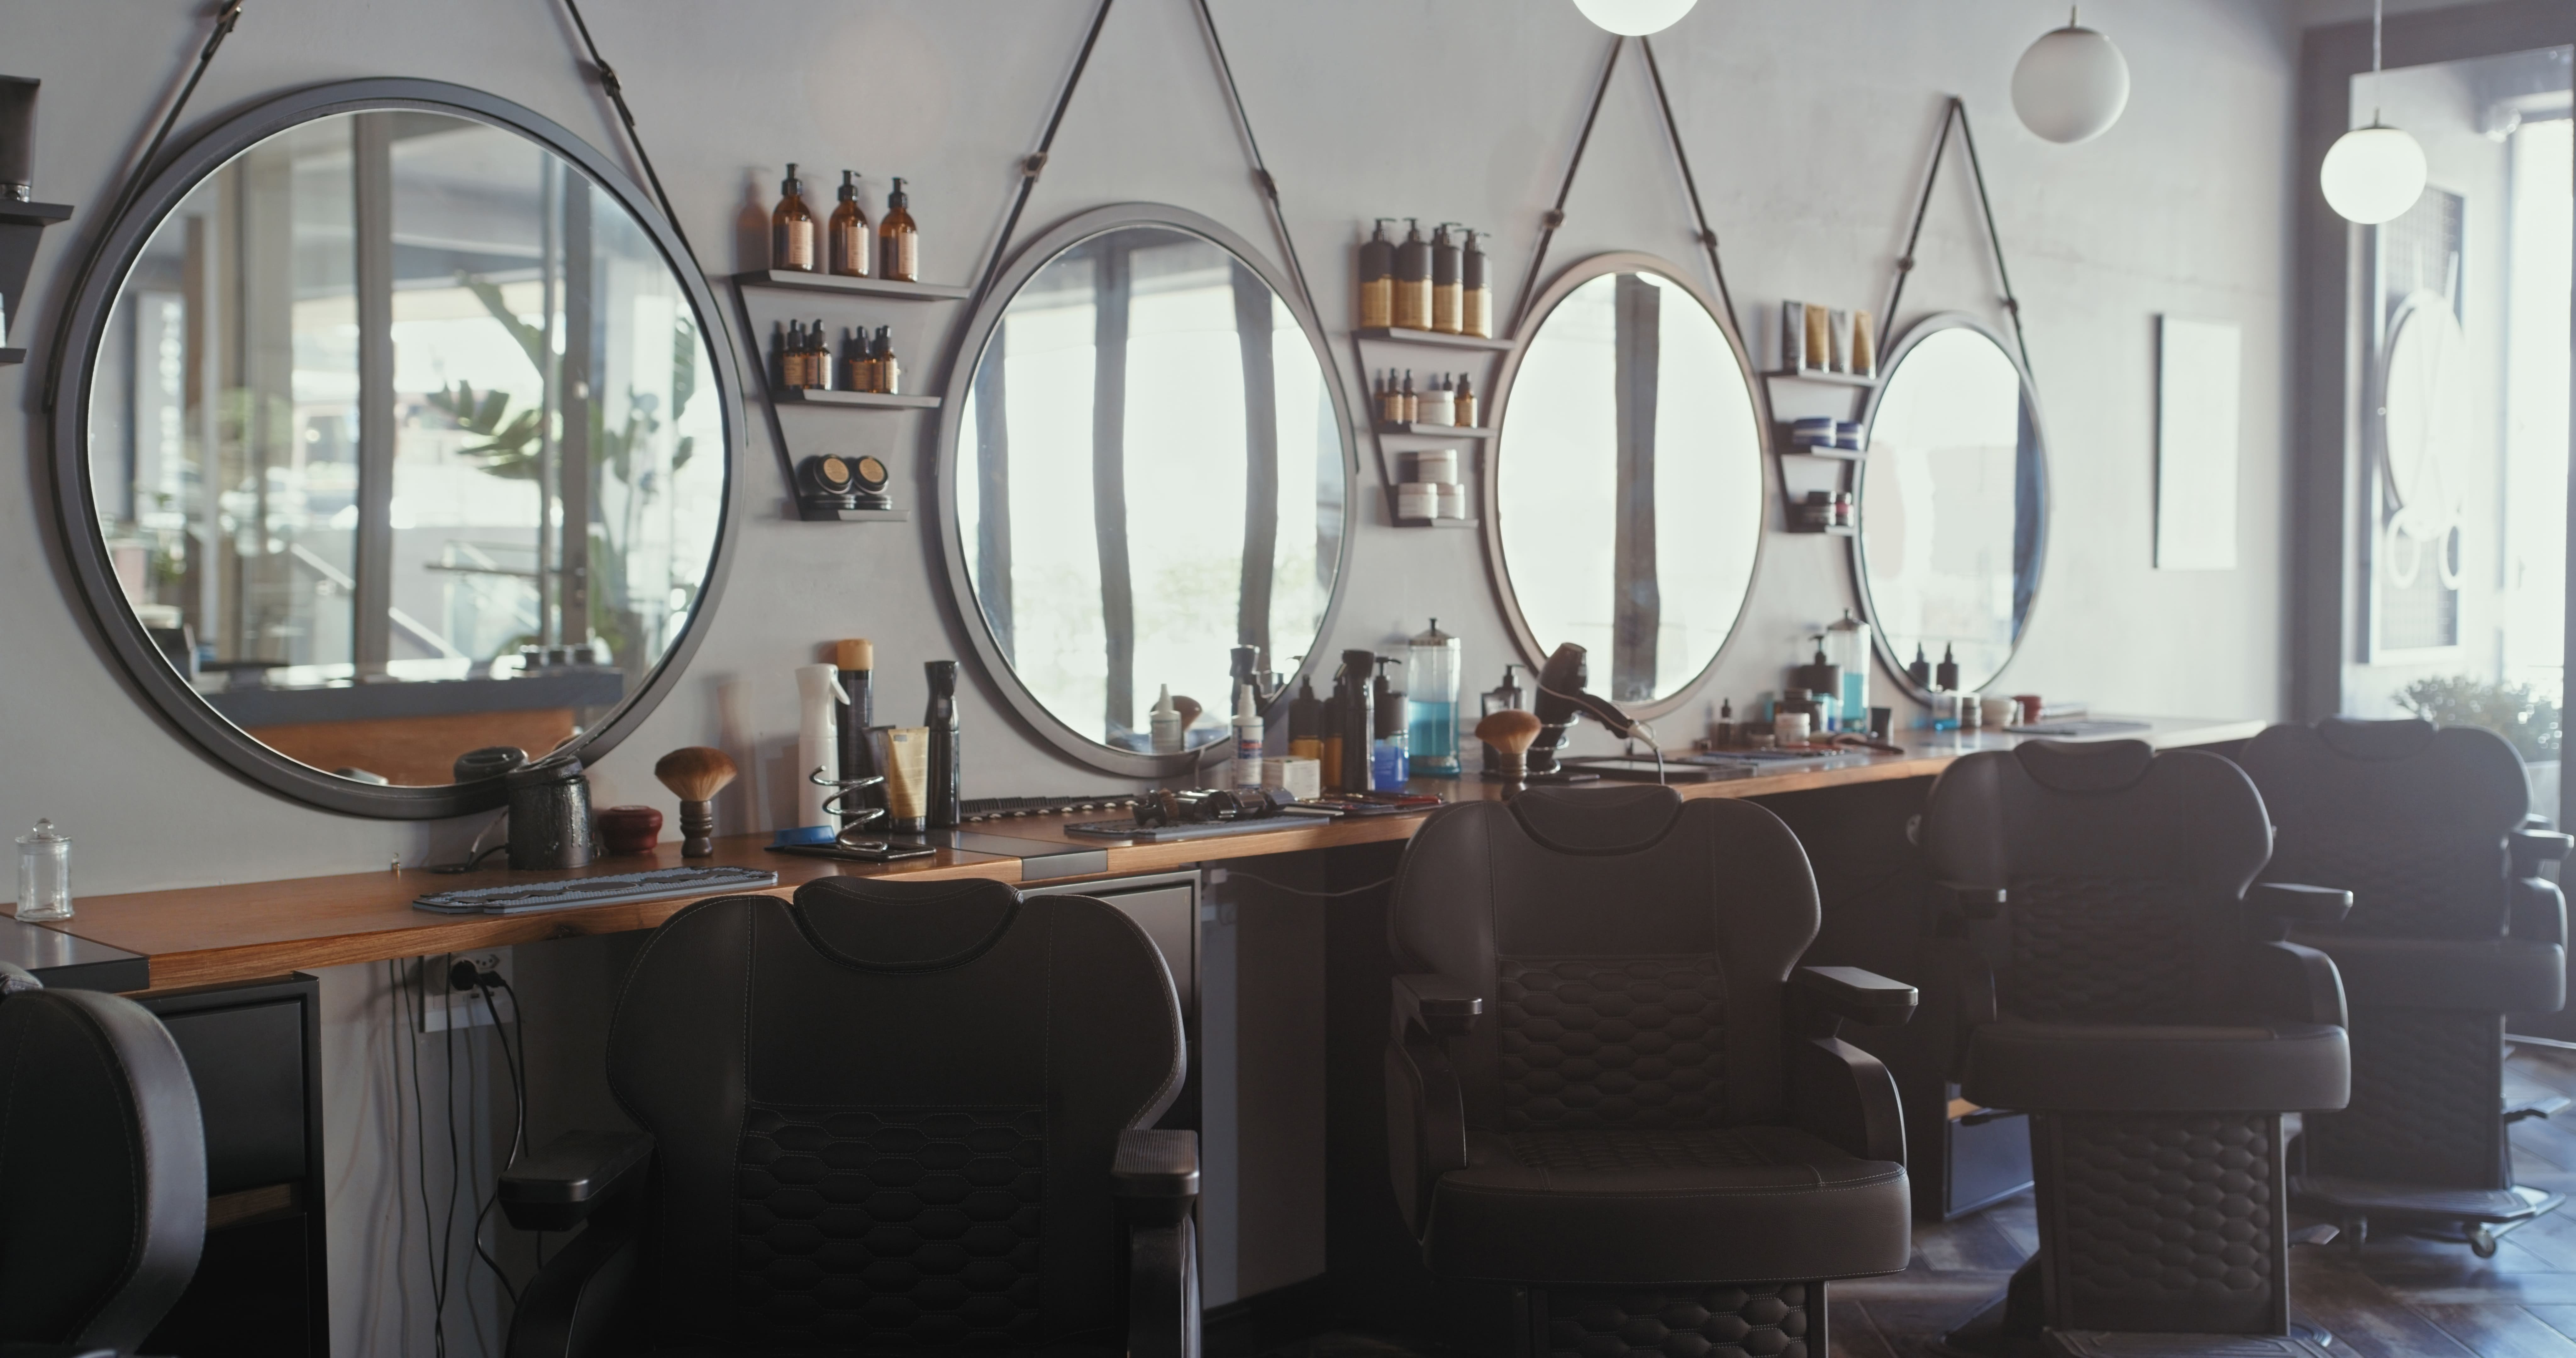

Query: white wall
[{"left": 1, "top": 0, "right": 2309, "bottom": 1347}]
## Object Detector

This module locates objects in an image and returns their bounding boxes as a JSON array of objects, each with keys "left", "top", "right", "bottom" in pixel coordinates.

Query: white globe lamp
[
  {"left": 2321, "top": 121, "right": 2428, "bottom": 224},
  {"left": 2011, "top": 14, "right": 2131, "bottom": 144},
  {"left": 1570, "top": 0, "right": 1697, "bottom": 37}
]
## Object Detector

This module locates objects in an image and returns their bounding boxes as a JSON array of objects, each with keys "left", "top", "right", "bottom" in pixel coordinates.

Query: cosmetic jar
[
  {"left": 1414, "top": 449, "right": 1461, "bottom": 484},
  {"left": 15, "top": 819, "right": 69, "bottom": 921}
]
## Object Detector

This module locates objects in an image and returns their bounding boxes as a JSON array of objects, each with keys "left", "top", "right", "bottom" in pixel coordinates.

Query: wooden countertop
[{"left": 47, "top": 715, "right": 2260, "bottom": 992}]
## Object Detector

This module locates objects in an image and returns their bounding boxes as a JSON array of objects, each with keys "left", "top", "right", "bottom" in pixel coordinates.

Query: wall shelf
[
  {"left": 734, "top": 270, "right": 971, "bottom": 302},
  {"left": 0, "top": 347, "right": 23, "bottom": 367},
  {"left": 770, "top": 387, "right": 941, "bottom": 411},
  {"left": 1779, "top": 441, "right": 1864, "bottom": 461},
  {"left": 1763, "top": 367, "right": 1877, "bottom": 389},
  {"left": 1785, "top": 522, "right": 1858, "bottom": 537},
  {"left": 1395, "top": 516, "right": 1480, "bottom": 530},
  {"left": 0, "top": 201, "right": 74, "bottom": 361},
  {"left": 1354, "top": 326, "right": 1513, "bottom": 352},
  {"left": 788, "top": 501, "right": 911, "bottom": 523},
  {"left": 1376, "top": 422, "right": 1493, "bottom": 440}
]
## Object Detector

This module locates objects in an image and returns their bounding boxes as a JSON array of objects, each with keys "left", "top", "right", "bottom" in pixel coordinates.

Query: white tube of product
[
  {"left": 795, "top": 663, "right": 847, "bottom": 830},
  {"left": 1232, "top": 682, "right": 1263, "bottom": 792}
]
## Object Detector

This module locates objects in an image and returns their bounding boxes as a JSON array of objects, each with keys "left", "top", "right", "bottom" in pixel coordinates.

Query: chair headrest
[
  {"left": 1507, "top": 783, "right": 1685, "bottom": 854},
  {"left": 2012, "top": 738, "right": 2155, "bottom": 792},
  {"left": 2316, "top": 715, "right": 2437, "bottom": 761},
  {"left": 790, "top": 876, "right": 1024, "bottom": 971}
]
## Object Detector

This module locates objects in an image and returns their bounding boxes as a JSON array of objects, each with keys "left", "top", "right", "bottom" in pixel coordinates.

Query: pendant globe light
[
  {"left": 1570, "top": 0, "right": 1696, "bottom": 37},
  {"left": 2320, "top": 0, "right": 2427, "bottom": 224},
  {"left": 2011, "top": 8, "right": 2131, "bottom": 144}
]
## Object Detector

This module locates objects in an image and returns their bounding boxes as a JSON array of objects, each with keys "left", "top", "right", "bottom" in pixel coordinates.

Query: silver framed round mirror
[
  {"left": 935, "top": 204, "right": 1355, "bottom": 776},
  {"left": 1854, "top": 314, "right": 2048, "bottom": 698},
  {"left": 1484, "top": 252, "right": 1768, "bottom": 713},
  {"left": 48, "top": 80, "right": 740, "bottom": 818}
]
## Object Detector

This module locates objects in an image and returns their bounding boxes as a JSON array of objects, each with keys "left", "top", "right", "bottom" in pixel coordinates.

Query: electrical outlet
[{"left": 415, "top": 947, "right": 517, "bottom": 1034}]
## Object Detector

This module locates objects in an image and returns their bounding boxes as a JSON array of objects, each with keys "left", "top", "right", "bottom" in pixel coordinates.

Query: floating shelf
[
  {"left": 0, "top": 201, "right": 73, "bottom": 229},
  {"left": 769, "top": 387, "right": 941, "bottom": 411},
  {"left": 1376, "top": 422, "right": 1494, "bottom": 440},
  {"left": 1395, "top": 516, "right": 1480, "bottom": 530},
  {"left": 1763, "top": 367, "right": 1877, "bottom": 389},
  {"left": 1779, "top": 441, "right": 1865, "bottom": 461},
  {"left": 788, "top": 502, "right": 912, "bottom": 523},
  {"left": 1785, "top": 522, "right": 1858, "bottom": 537},
  {"left": 0, "top": 202, "right": 73, "bottom": 361},
  {"left": 1355, "top": 326, "right": 1513, "bottom": 352},
  {"left": 0, "top": 348, "right": 23, "bottom": 367},
  {"left": 735, "top": 270, "right": 971, "bottom": 302}
]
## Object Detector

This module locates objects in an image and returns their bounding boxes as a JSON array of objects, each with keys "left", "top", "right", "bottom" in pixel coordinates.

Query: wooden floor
[{"left": 1268, "top": 1043, "right": 2576, "bottom": 1358}]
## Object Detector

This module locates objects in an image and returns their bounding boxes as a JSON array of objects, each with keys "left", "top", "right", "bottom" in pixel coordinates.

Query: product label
[
  {"left": 891, "top": 231, "right": 919, "bottom": 282},
  {"left": 777, "top": 222, "right": 814, "bottom": 271}
]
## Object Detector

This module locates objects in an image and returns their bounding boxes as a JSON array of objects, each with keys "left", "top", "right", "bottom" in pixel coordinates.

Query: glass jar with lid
[
  {"left": 16, "top": 819, "right": 71, "bottom": 922},
  {"left": 1406, "top": 619, "right": 1462, "bottom": 776}
]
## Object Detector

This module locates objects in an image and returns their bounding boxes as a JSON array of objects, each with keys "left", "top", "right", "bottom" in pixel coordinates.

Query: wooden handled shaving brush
[
  {"left": 654, "top": 746, "right": 737, "bottom": 857},
  {"left": 1475, "top": 709, "right": 1543, "bottom": 793}
]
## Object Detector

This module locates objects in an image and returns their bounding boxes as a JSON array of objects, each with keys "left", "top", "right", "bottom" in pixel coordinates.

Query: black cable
[
  {"left": 972, "top": 0, "right": 1115, "bottom": 309},
  {"left": 1636, "top": 36, "right": 1742, "bottom": 335},
  {"left": 1190, "top": 0, "right": 1323, "bottom": 328},
  {"left": 438, "top": 960, "right": 464, "bottom": 1355},
  {"left": 1950, "top": 102, "right": 2035, "bottom": 379},
  {"left": 394, "top": 960, "right": 448, "bottom": 1358},
  {"left": 1219, "top": 871, "right": 1396, "bottom": 899},
  {"left": 1511, "top": 35, "right": 1626, "bottom": 338},
  {"left": 469, "top": 976, "right": 525, "bottom": 1309},
  {"left": 42, "top": 0, "right": 244, "bottom": 412},
  {"left": 1881, "top": 97, "right": 2034, "bottom": 378},
  {"left": 555, "top": 0, "right": 692, "bottom": 266}
]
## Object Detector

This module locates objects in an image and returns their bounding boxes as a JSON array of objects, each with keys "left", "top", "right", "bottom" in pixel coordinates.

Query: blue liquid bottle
[{"left": 1406, "top": 618, "right": 1461, "bottom": 777}]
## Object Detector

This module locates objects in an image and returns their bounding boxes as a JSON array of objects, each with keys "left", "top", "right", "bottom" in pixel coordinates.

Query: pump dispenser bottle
[
  {"left": 1359, "top": 219, "right": 1395, "bottom": 329},
  {"left": 879, "top": 177, "right": 919, "bottom": 282},
  {"left": 1907, "top": 645, "right": 1933, "bottom": 692},
  {"left": 1935, "top": 645, "right": 1960, "bottom": 693},
  {"left": 1289, "top": 676, "right": 1324, "bottom": 763},
  {"left": 772, "top": 164, "right": 817, "bottom": 272},
  {"left": 1463, "top": 229, "right": 1493, "bottom": 338},
  {"left": 873, "top": 327, "right": 899, "bottom": 395},
  {"left": 829, "top": 170, "right": 871, "bottom": 277},
  {"left": 1394, "top": 219, "right": 1432, "bottom": 331},
  {"left": 924, "top": 660, "right": 961, "bottom": 830},
  {"left": 1431, "top": 223, "right": 1463, "bottom": 334}
]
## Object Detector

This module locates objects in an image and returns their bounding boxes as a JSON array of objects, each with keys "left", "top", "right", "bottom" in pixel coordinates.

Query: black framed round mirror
[
  {"left": 48, "top": 80, "right": 740, "bottom": 818},
  {"left": 935, "top": 204, "right": 1355, "bottom": 776},
  {"left": 1854, "top": 314, "right": 2048, "bottom": 698},
  {"left": 1484, "top": 252, "right": 1768, "bottom": 714}
]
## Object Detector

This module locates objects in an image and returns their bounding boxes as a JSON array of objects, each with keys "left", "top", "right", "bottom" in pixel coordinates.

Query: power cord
[{"left": 459, "top": 962, "right": 527, "bottom": 1308}]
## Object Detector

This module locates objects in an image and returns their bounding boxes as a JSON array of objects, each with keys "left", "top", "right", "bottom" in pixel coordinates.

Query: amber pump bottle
[
  {"left": 1359, "top": 218, "right": 1395, "bottom": 329},
  {"left": 1394, "top": 219, "right": 1431, "bottom": 330},
  {"left": 1463, "top": 230, "right": 1493, "bottom": 338},
  {"left": 829, "top": 170, "right": 871, "bottom": 277},
  {"left": 772, "top": 164, "right": 816, "bottom": 272},
  {"left": 1455, "top": 373, "right": 1478, "bottom": 427},
  {"left": 879, "top": 178, "right": 919, "bottom": 282},
  {"left": 1431, "top": 223, "right": 1463, "bottom": 334}
]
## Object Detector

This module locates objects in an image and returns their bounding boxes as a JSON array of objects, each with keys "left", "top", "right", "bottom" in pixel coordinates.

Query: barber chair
[
  {"left": 1919, "top": 741, "right": 2352, "bottom": 1358},
  {"left": 1385, "top": 784, "right": 1918, "bottom": 1358},
  {"left": 499, "top": 878, "right": 1199, "bottom": 1358},
  {"left": 0, "top": 962, "right": 207, "bottom": 1358},
  {"left": 2241, "top": 716, "right": 2573, "bottom": 1256}
]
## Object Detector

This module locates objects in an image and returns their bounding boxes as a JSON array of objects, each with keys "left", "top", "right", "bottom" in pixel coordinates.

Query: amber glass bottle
[
  {"left": 772, "top": 163, "right": 816, "bottom": 272},
  {"left": 1393, "top": 218, "right": 1432, "bottom": 330},
  {"left": 879, "top": 178, "right": 919, "bottom": 282},
  {"left": 828, "top": 170, "right": 871, "bottom": 277}
]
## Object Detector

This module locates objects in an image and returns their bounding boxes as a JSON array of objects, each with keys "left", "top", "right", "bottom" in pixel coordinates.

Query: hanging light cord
[
  {"left": 971, "top": 0, "right": 1116, "bottom": 308},
  {"left": 1512, "top": 36, "right": 1625, "bottom": 338},
  {"left": 41, "top": 0, "right": 244, "bottom": 411},
  {"left": 557, "top": 0, "right": 694, "bottom": 266},
  {"left": 1191, "top": 0, "right": 1324, "bottom": 328},
  {"left": 1880, "top": 97, "right": 2034, "bottom": 380}
]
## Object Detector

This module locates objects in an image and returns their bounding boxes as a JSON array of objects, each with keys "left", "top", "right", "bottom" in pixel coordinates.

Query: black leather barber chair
[
  {"left": 1919, "top": 741, "right": 2353, "bottom": 1358},
  {"left": 2241, "top": 716, "right": 2573, "bottom": 1257},
  {"left": 499, "top": 878, "right": 1200, "bottom": 1358},
  {"left": 1385, "top": 784, "right": 1918, "bottom": 1358},
  {"left": 0, "top": 961, "right": 207, "bottom": 1358}
]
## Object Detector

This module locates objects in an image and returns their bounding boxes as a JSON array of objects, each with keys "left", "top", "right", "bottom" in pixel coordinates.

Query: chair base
[
  {"left": 2292, "top": 1177, "right": 2562, "bottom": 1257},
  {"left": 1934, "top": 1283, "right": 2335, "bottom": 1358}
]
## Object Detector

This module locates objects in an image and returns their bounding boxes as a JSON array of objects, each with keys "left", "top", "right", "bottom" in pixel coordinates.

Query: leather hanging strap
[
  {"left": 971, "top": 0, "right": 1117, "bottom": 307},
  {"left": 1881, "top": 96, "right": 2033, "bottom": 377},
  {"left": 560, "top": 0, "right": 692, "bottom": 265},
  {"left": 1638, "top": 36, "right": 1742, "bottom": 343},
  {"left": 1190, "top": 0, "right": 1322, "bottom": 327}
]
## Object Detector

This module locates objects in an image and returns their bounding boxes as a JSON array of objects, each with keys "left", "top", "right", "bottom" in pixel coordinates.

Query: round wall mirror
[
  {"left": 1857, "top": 316, "right": 2046, "bottom": 696},
  {"left": 52, "top": 80, "right": 736, "bottom": 817},
  {"left": 940, "top": 205, "right": 1351, "bottom": 774},
  {"left": 1489, "top": 255, "right": 1764, "bottom": 708}
]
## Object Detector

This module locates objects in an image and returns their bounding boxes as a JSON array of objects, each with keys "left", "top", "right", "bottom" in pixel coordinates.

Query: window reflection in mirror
[
  {"left": 86, "top": 110, "right": 723, "bottom": 786},
  {"left": 1496, "top": 268, "right": 1763, "bottom": 704},
  {"left": 1858, "top": 325, "right": 2043, "bottom": 693},
  {"left": 957, "top": 225, "right": 1345, "bottom": 752}
]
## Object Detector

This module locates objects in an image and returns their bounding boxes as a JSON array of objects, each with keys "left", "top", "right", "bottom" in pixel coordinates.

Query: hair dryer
[{"left": 1528, "top": 642, "right": 1640, "bottom": 776}]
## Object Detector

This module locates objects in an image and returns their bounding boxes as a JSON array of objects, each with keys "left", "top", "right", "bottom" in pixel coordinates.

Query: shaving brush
[
  {"left": 1475, "top": 709, "right": 1543, "bottom": 794},
  {"left": 653, "top": 746, "right": 737, "bottom": 857}
]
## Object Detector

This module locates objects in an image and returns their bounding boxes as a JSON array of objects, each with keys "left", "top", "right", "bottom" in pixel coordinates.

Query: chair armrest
[
  {"left": 2514, "top": 876, "right": 2568, "bottom": 947},
  {"left": 2239, "top": 939, "right": 2348, "bottom": 1028},
  {"left": 1794, "top": 966, "right": 1919, "bottom": 1029},
  {"left": 1113, "top": 1128, "right": 1199, "bottom": 1225},
  {"left": 1392, "top": 973, "right": 1481, "bottom": 1041},
  {"left": 1124, "top": 1168, "right": 1201, "bottom": 1358},
  {"left": 500, "top": 1130, "right": 653, "bottom": 1233},
  {"left": 1790, "top": 1035, "right": 1907, "bottom": 1164},
  {"left": 2247, "top": 882, "right": 2354, "bottom": 928},
  {"left": 1385, "top": 1025, "right": 1469, "bottom": 1238},
  {"left": 2516, "top": 829, "right": 2574, "bottom": 876},
  {"left": 505, "top": 1207, "right": 644, "bottom": 1358},
  {"left": 1930, "top": 881, "right": 2007, "bottom": 921}
]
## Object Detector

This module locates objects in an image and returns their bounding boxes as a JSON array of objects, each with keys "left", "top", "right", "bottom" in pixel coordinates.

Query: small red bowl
[{"left": 597, "top": 804, "right": 663, "bottom": 854}]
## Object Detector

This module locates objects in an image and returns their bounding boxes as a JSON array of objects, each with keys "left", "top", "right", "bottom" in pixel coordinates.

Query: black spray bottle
[{"left": 925, "top": 660, "right": 962, "bottom": 829}]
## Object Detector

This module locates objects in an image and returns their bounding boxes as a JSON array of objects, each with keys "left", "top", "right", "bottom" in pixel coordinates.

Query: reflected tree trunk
[
  {"left": 1613, "top": 273, "right": 1661, "bottom": 702},
  {"left": 1093, "top": 243, "right": 1136, "bottom": 734},
  {"left": 1234, "top": 262, "right": 1278, "bottom": 669},
  {"left": 559, "top": 179, "right": 595, "bottom": 649},
  {"left": 352, "top": 113, "right": 396, "bottom": 674},
  {"left": 976, "top": 321, "right": 1015, "bottom": 658}
]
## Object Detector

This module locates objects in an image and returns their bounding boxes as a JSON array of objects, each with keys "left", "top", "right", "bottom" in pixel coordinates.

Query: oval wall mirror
[
  {"left": 1489, "top": 254, "right": 1765, "bottom": 709},
  {"left": 51, "top": 80, "right": 737, "bottom": 817},
  {"left": 939, "top": 205, "right": 1352, "bottom": 774},
  {"left": 1856, "top": 316, "right": 2047, "bottom": 696}
]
